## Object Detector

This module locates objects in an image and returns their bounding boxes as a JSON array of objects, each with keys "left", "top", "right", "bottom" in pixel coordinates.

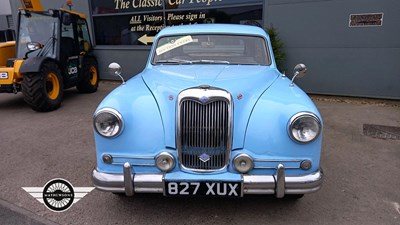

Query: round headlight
[
  {"left": 93, "top": 108, "right": 123, "bottom": 138},
  {"left": 155, "top": 152, "right": 175, "bottom": 172},
  {"left": 233, "top": 154, "right": 254, "bottom": 174},
  {"left": 288, "top": 112, "right": 321, "bottom": 143}
]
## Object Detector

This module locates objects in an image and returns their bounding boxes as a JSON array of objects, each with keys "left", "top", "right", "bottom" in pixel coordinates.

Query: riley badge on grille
[
  {"left": 199, "top": 153, "right": 211, "bottom": 163},
  {"left": 199, "top": 96, "right": 209, "bottom": 104}
]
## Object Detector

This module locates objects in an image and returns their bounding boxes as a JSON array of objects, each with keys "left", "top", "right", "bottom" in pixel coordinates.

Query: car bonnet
[{"left": 141, "top": 64, "right": 280, "bottom": 149}]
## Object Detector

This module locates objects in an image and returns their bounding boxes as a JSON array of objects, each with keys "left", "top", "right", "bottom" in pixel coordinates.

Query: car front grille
[{"left": 177, "top": 87, "right": 232, "bottom": 171}]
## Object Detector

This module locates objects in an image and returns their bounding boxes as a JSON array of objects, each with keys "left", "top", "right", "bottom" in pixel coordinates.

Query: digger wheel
[
  {"left": 77, "top": 58, "right": 98, "bottom": 93},
  {"left": 22, "top": 61, "right": 63, "bottom": 112}
]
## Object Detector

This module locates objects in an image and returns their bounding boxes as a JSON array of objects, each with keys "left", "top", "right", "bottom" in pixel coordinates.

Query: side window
[
  {"left": 60, "top": 21, "right": 77, "bottom": 57},
  {"left": 61, "top": 23, "right": 74, "bottom": 39},
  {"left": 77, "top": 19, "right": 91, "bottom": 52}
]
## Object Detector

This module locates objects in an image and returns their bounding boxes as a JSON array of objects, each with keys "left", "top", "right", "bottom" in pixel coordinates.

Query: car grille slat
[{"left": 178, "top": 89, "right": 232, "bottom": 171}]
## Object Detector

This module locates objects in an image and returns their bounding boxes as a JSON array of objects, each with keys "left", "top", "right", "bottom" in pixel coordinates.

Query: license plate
[
  {"left": 165, "top": 181, "right": 241, "bottom": 197},
  {"left": 0, "top": 72, "right": 8, "bottom": 79}
]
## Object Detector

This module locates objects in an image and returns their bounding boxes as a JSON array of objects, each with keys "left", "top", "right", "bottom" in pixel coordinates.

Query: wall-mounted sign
[
  {"left": 349, "top": 13, "right": 383, "bottom": 27},
  {"left": 91, "top": 0, "right": 263, "bottom": 14},
  {"left": 90, "top": 0, "right": 263, "bottom": 45}
]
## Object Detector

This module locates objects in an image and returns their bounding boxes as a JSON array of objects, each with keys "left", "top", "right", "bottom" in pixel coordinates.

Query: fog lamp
[
  {"left": 102, "top": 154, "right": 113, "bottom": 164},
  {"left": 155, "top": 152, "right": 175, "bottom": 172},
  {"left": 300, "top": 160, "right": 312, "bottom": 170},
  {"left": 233, "top": 154, "right": 254, "bottom": 174}
]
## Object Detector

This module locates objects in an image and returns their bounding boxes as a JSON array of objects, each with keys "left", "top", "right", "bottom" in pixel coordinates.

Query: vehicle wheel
[
  {"left": 77, "top": 58, "right": 98, "bottom": 93},
  {"left": 21, "top": 61, "right": 63, "bottom": 112}
]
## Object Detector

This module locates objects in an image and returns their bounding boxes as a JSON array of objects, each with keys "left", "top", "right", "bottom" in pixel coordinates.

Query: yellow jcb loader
[{"left": 0, "top": 0, "right": 98, "bottom": 111}]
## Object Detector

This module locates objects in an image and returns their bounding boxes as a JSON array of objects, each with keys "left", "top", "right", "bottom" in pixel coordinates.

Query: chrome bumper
[{"left": 92, "top": 163, "right": 323, "bottom": 198}]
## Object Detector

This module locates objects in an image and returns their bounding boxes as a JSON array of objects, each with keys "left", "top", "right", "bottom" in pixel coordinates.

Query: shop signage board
[
  {"left": 90, "top": 0, "right": 263, "bottom": 45},
  {"left": 349, "top": 13, "right": 383, "bottom": 27}
]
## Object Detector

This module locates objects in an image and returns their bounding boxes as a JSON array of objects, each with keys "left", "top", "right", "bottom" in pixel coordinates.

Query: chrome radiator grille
[{"left": 177, "top": 87, "right": 232, "bottom": 171}]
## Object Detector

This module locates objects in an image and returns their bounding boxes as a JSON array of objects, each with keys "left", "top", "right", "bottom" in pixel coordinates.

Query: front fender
[
  {"left": 94, "top": 75, "right": 165, "bottom": 173},
  {"left": 244, "top": 76, "right": 323, "bottom": 173},
  {"left": 19, "top": 57, "right": 50, "bottom": 73}
]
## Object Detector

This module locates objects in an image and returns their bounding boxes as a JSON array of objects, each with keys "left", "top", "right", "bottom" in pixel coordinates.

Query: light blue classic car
[{"left": 92, "top": 24, "right": 323, "bottom": 199}]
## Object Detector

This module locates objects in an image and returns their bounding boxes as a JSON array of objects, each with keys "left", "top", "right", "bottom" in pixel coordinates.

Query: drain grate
[{"left": 363, "top": 124, "right": 400, "bottom": 140}]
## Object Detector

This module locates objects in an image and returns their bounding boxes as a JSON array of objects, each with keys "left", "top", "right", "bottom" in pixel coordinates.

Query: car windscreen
[
  {"left": 152, "top": 34, "right": 270, "bottom": 66},
  {"left": 17, "top": 12, "right": 58, "bottom": 59}
]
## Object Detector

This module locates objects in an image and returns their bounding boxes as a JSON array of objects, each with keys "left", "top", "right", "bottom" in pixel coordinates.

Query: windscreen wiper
[
  {"left": 156, "top": 58, "right": 193, "bottom": 64},
  {"left": 190, "top": 59, "right": 230, "bottom": 64}
]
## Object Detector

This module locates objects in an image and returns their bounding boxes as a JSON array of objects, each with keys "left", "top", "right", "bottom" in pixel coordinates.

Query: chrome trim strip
[
  {"left": 255, "top": 166, "right": 299, "bottom": 169},
  {"left": 112, "top": 155, "right": 155, "bottom": 160},
  {"left": 253, "top": 158, "right": 302, "bottom": 169},
  {"left": 108, "top": 155, "right": 155, "bottom": 166},
  {"left": 112, "top": 163, "right": 155, "bottom": 166},
  {"left": 253, "top": 159, "right": 302, "bottom": 162}
]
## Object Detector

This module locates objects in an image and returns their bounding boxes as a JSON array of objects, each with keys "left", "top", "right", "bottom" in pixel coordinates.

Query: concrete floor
[{"left": 0, "top": 81, "right": 399, "bottom": 225}]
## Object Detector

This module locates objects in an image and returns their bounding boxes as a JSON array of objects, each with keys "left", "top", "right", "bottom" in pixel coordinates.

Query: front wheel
[
  {"left": 77, "top": 58, "right": 98, "bottom": 93},
  {"left": 21, "top": 61, "right": 63, "bottom": 112}
]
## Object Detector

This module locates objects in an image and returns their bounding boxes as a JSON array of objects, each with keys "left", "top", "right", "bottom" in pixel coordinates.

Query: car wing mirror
[
  {"left": 108, "top": 62, "right": 125, "bottom": 85},
  {"left": 290, "top": 63, "right": 307, "bottom": 86}
]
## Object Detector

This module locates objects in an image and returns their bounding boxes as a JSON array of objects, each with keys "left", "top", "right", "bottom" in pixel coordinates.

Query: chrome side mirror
[
  {"left": 290, "top": 63, "right": 307, "bottom": 86},
  {"left": 108, "top": 62, "right": 125, "bottom": 84}
]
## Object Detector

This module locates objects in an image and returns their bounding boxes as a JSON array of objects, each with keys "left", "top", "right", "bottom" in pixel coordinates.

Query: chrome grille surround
[{"left": 177, "top": 87, "right": 233, "bottom": 172}]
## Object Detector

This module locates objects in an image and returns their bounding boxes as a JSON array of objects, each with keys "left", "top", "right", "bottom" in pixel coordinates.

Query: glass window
[
  {"left": 91, "top": 0, "right": 263, "bottom": 46},
  {"left": 61, "top": 22, "right": 74, "bottom": 39},
  {"left": 93, "top": 12, "right": 164, "bottom": 45},
  {"left": 17, "top": 12, "right": 58, "bottom": 58},
  {"left": 152, "top": 34, "right": 270, "bottom": 65},
  {"left": 77, "top": 19, "right": 92, "bottom": 51}
]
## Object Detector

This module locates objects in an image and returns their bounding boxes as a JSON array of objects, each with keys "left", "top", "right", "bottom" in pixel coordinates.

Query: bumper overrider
[{"left": 92, "top": 163, "right": 323, "bottom": 198}]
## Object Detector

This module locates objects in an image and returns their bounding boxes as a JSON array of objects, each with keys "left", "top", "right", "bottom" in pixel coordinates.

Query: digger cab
[
  {"left": 15, "top": 9, "right": 93, "bottom": 82},
  {"left": 0, "top": 8, "right": 98, "bottom": 112}
]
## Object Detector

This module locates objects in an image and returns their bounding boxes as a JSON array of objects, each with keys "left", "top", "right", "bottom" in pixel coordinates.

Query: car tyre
[
  {"left": 77, "top": 57, "right": 98, "bottom": 93},
  {"left": 22, "top": 61, "right": 63, "bottom": 112}
]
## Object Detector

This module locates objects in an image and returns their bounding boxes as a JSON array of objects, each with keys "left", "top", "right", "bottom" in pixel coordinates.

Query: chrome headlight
[
  {"left": 93, "top": 108, "right": 123, "bottom": 138},
  {"left": 288, "top": 112, "right": 321, "bottom": 143}
]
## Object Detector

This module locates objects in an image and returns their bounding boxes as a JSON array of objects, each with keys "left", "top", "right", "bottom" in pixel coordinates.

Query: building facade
[
  {"left": 9, "top": 0, "right": 400, "bottom": 99},
  {"left": 0, "top": 0, "right": 14, "bottom": 41}
]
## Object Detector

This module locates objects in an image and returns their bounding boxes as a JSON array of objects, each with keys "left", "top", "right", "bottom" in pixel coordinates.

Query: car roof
[{"left": 157, "top": 24, "right": 268, "bottom": 38}]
